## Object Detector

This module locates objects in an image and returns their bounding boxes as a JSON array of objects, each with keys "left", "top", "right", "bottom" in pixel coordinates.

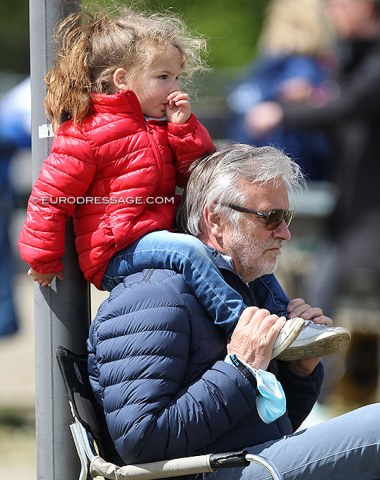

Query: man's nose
[{"left": 272, "top": 220, "right": 292, "bottom": 240}]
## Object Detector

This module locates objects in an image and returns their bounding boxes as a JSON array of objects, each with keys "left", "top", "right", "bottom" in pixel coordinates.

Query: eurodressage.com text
[{"left": 32, "top": 196, "right": 176, "bottom": 205}]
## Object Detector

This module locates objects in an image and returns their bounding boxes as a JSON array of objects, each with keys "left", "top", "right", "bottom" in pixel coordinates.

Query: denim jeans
[
  {"left": 102, "top": 230, "right": 289, "bottom": 335},
  {"left": 204, "top": 403, "right": 380, "bottom": 479},
  {"left": 251, "top": 274, "right": 290, "bottom": 318}
]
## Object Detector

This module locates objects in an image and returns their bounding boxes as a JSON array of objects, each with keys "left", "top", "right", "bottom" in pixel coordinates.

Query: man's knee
[{"left": 349, "top": 403, "right": 380, "bottom": 439}]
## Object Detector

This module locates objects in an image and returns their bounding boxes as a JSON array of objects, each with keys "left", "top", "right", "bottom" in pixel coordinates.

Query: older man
[{"left": 87, "top": 144, "right": 380, "bottom": 479}]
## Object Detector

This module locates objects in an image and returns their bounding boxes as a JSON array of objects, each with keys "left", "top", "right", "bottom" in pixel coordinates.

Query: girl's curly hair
[{"left": 45, "top": 6, "right": 208, "bottom": 130}]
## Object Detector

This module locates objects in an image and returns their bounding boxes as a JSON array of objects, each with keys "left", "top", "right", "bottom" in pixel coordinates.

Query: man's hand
[
  {"left": 166, "top": 91, "right": 191, "bottom": 124},
  {"left": 28, "top": 268, "right": 64, "bottom": 287},
  {"left": 287, "top": 357, "right": 320, "bottom": 377},
  {"left": 227, "top": 307, "right": 286, "bottom": 371}
]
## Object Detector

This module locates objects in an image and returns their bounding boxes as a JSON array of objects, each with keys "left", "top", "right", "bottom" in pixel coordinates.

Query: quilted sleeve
[
  {"left": 18, "top": 126, "right": 96, "bottom": 274},
  {"left": 167, "top": 114, "right": 215, "bottom": 187}
]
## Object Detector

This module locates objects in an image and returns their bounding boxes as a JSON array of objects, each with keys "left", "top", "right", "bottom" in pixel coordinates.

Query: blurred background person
[
  {"left": 245, "top": 0, "right": 380, "bottom": 406},
  {"left": 0, "top": 76, "right": 31, "bottom": 338},
  {"left": 226, "top": 0, "right": 334, "bottom": 181}
]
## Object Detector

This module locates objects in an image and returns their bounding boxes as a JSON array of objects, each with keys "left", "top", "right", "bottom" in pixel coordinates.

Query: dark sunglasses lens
[
  {"left": 285, "top": 210, "right": 294, "bottom": 226},
  {"left": 266, "top": 210, "right": 293, "bottom": 230}
]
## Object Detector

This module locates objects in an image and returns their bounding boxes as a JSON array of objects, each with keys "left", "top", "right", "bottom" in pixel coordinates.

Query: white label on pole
[{"left": 38, "top": 123, "right": 54, "bottom": 139}]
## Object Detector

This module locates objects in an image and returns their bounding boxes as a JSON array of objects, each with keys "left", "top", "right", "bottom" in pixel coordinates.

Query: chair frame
[{"left": 56, "top": 346, "right": 283, "bottom": 480}]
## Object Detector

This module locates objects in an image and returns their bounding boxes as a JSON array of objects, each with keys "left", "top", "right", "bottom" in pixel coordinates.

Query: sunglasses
[{"left": 223, "top": 203, "right": 294, "bottom": 230}]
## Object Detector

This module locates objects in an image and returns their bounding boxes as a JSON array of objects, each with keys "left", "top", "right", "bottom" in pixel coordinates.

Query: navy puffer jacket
[{"left": 87, "top": 264, "right": 323, "bottom": 464}]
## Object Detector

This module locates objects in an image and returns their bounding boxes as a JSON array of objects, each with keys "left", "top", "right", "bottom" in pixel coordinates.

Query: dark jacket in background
[{"left": 280, "top": 38, "right": 380, "bottom": 242}]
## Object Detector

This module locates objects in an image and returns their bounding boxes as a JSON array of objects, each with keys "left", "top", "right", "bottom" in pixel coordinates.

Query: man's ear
[
  {"left": 203, "top": 204, "right": 224, "bottom": 242},
  {"left": 113, "top": 68, "right": 129, "bottom": 90}
]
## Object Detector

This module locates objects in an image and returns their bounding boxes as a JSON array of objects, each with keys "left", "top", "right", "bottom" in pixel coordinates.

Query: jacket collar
[
  {"left": 205, "top": 246, "right": 235, "bottom": 272},
  {"left": 91, "top": 89, "right": 143, "bottom": 117}
]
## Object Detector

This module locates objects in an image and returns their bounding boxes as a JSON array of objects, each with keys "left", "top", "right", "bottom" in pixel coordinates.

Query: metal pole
[{"left": 29, "top": 1, "right": 90, "bottom": 479}]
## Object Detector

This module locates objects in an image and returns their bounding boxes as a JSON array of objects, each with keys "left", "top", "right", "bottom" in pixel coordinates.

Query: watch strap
[{"left": 229, "top": 354, "right": 258, "bottom": 392}]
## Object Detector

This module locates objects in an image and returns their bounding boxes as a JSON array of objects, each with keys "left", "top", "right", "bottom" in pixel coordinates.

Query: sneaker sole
[
  {"left": 276, "top": 331, "right": 351, "bottom": 361},
  {"left": 271, "top": 318, "right": 306, "bottom": 360}
]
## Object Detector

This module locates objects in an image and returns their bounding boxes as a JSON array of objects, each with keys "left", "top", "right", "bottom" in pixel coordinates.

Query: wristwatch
[{"left": 228, "top": 354, "right": 258, "bottom": 391}]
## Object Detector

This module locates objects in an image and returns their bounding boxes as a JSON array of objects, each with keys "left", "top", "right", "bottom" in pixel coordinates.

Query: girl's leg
[
  {"left": 205, "top": 403, "right": 380, "bottom": 480},
  {"left": 102, "top": 230, "right": 245, "bottom": 334},
  {"left": 252, "top": 274, "right": 290, "bottom": 318}
]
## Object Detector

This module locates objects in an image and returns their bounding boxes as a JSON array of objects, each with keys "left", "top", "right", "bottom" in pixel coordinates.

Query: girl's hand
[
  {"left": 28, "top": 268, "right": 64, "bottom": 287},
  {"left": 287, "top": 297, "right": 333, "bottom": 326},
  {"left": 166, "top": 91, "right": 191, "bottom": 124}
]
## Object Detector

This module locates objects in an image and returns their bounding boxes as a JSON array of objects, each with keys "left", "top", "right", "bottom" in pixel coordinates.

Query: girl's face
[{"left": 127, "top": 44, "right": 184, "bottom": 118}]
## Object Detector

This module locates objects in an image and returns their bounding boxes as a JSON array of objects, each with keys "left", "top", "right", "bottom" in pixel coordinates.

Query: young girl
[{"left": 19, "top": 6, "right": 304, "bottom": 351}]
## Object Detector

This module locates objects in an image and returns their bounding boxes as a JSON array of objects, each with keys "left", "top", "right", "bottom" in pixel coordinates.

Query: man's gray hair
[{"left": 181, "top": 143, "right": 306, "bottom": 236}]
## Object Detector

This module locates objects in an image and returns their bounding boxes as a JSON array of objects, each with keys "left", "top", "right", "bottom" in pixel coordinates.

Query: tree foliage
[
  {"left": 84, "top": 0, "right": 267, "bottom": 69},
  {"left": 0, "top": 0, "right": 267, "bottom": 74},
  {"left": 118, "top": 0, "right": 267, "bottom": 68},
  {"left": 0, "top": 0, "right": 29, "bottom": 74}
]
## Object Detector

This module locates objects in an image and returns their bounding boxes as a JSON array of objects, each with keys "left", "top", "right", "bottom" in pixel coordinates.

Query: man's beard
[{"left": 228, "top": 227, "right": 279, "bottom": 282}]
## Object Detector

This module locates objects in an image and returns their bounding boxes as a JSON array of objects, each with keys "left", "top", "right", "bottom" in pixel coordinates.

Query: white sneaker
[
  {"left": 276, "top": 320, "right": 351, "bottom": 361},
  {"left": 271, "top": 317, "right": 306, "bottom": 360}
]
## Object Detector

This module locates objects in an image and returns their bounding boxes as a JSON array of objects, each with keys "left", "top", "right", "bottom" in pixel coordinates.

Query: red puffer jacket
[{"left": 18, "top": 90, "right": 215, "bottom": 289}]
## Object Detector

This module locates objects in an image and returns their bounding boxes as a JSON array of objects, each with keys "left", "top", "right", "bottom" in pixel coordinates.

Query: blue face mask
[{"left": 255, "top": 369, "right": 286, "bottom": 424}]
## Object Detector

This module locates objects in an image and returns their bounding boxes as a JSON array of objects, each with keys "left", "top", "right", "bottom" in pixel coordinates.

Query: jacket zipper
[{"left": 146, "top": 121, "right": 163, "bottom": 192}]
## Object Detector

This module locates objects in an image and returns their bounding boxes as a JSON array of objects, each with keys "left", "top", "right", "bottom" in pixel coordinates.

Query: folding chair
[{"left": 56, "top": 346, "right": 283, "bottom": 480}]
